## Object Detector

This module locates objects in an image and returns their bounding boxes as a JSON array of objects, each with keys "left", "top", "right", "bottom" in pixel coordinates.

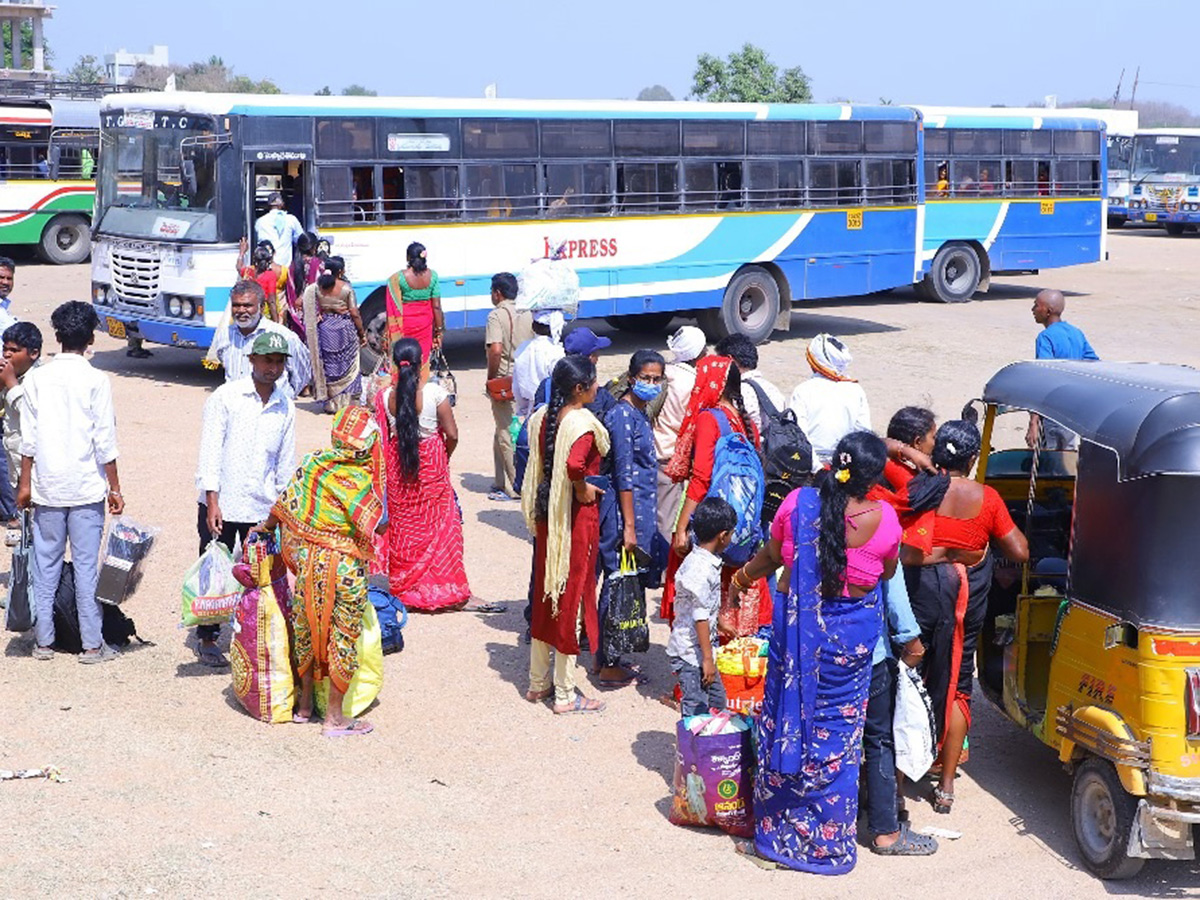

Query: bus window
[
  {"left": 463, "top": 119, "right": 538, "bottom": 158},
  {"left": 1003, "top": 129, "right": 1052, "bottom": 156},
  {"left": 747, "top": 121, "right": 807, "bottom": 155},
  {"left": 545, "top": 163, "right": 610, "bottom": 216},
  {"left": 811, "top": 122, "right": 863, "bottom": 154},
  {"left": 809, "top": 159, "right": 860, "bottom": 206},
  {"left": 865, "top": 158, "right": 915, "bottom": 204},
  {"left": 949, "top": 159, "right": 999, "bottom": 197},
  {"left": 317, "top": 166, "right": 355, "bottom": 225},
  {"left": 684, "top": 161, "right": 742, "bottom": 210},
  {"left": 1053, "top": 131, "right": 1101, "bottom": 156},
  {"left": 540, "top": 120, "right": 612, "bottom": 157},
  {"left": 351, "top": 166, "right": 377, "bottom": 222},
  {"left": 1006, "top": 159, "right": 1049, "bottom": 196},
  {"left": 924, "top": 130, "right": 950, "bottom": 157},
  {"left": 316, "top": 118, "right": 375, "bottom": 159},
  {"left": 748, "top": 160, "right": 804, "bottom": 208},
  {"left": 924, "top": 159, "right": 949, "bottom": 197},
  {"left": 380, "top": 164, "right": 459, "bottom": 221},
  {"left": 683, "top": 121, "right": 745, "bottom": 157},
  {"left": 864, "top": 121, "right": 917, "bottom": 155},
  {"left": 465, "top": 163, "right": 537, "bottom": 218},
  {"left": 617, "top": 162, "right": 678, "bottom": 213},
  {"left": 1053, "top": 159, "right": 1099, "bottom": 196},
  {"left": 613, "top": 120, "right": 680, "bottom": 157},
  {"left": 950, "top": 129, "right": 1001, "bottom": 156}
]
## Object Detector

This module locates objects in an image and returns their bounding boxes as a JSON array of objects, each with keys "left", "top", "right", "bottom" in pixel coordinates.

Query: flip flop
[
  {"left": 553, "top": 695, "right": 605, "bottom": 715},
  {"left": 323, "top": 719, "right": 374, "bottom": 738},
  {"left": 870, "top": 823, "right": 939, "bottom": 856},
  {"left": 467, "top": 601, "right": 506, "bottom": 614},
  {"left": 598, "top": 669, "right": 649, "bottom": 688},
  {"left": 292, "top": 713, "right": 314, "bottom": 724}
]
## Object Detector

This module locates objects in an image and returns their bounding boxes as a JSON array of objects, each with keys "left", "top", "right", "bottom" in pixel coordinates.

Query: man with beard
[
  {"left": 191, "top": 331, "right": 296, "bottom": 667},
  {"left": 208, "top": 280, "right": 311, "bottom": 398}
]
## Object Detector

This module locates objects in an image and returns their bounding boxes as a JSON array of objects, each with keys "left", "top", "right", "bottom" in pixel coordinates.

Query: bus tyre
[
  {"left": 1070, "top": 758, "right": 1144, "bottom": 880},
  {"left": 700, "top": 266, "right": 780, "bottom": 344},
  {"left": 38, "top": 214, "right": 91, "bottom": 265},
  {"left": 1107, "top": 216, "right": 1126, "bottom": 229},
  {"left": 919, "top": 242, "right": 981, "bottom": 303},
  {"left": 1165, "top": 223, "right": 1185, "bottom": 236},
  {"left": 605, "top": 312, "right": 675, "bottom": 334}
]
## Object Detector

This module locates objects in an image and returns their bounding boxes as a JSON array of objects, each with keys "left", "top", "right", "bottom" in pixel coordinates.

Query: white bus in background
[{"left": 1127, "top": 127, "right": 1200, "bottom": 234}]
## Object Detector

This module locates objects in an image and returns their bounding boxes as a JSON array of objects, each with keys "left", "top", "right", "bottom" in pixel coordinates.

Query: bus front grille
[{"left": 110, "top": 248, "right": 161, "bottom": 308}]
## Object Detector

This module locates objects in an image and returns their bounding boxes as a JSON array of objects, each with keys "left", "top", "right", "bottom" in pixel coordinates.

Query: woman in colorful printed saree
[
  {"left": 384, "top": 241, "right": 444, "bottom": 363},
  {"left": 302, "top": 256, "right": 366, "bottom": 414},
  {"left": 902, "top": 419, "right": 1028, "bottom": 813},
  {"left": 258, "top": 405, "right": 386, "bottom": 738},
  {"left": 731, "top": 431, "right": 898, "bottom": 874},
  {"left": 373, "top": 337, "right": 471, "bottom": 611}
]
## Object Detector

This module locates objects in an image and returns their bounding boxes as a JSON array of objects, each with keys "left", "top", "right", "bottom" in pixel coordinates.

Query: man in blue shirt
[{"left": 1027, "top": 289, "right": 1098, "bottom": 449}]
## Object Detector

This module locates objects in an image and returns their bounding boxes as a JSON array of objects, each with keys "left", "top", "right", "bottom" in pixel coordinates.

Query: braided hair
[
  {"left": 391, "top": 337, "right": 423, "bottom": 480},
  {"left": 817, "top": 431, "right": 887, "bottom": 597},
  {"left": 721, "top": 363, "right": 756, "bottom": 440},
  {"left": 535, "top": 355, "right": 597, "bottom": 520}
]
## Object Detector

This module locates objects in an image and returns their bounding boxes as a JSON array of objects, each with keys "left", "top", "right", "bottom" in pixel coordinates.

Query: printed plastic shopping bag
[
  {"left": 894, "top": 660, "right": 937, "bottom": 780},
  {"left": 669, "top": 711, "right": 755, "bottom": 837},
  {"left": 4, "top": 510, "right": 32, "bottom": 632},
  {"left": 516, "top": 256, "right": 580, "bottom": 315},
  {"left": 716, "top": 637, "right": 768, "bottom": 717},
  {"left": 230, "top": 536, "right": 295, "bottom": 724},
  {"left": 601, "top": 550, "right": 649, "bottom": 659},
  {"left": 181, "top": 540, "right": 240, "bottom": 626}
]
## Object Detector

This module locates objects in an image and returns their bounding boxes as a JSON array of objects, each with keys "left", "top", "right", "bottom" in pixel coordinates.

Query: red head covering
[{"left": 664, "top": 355, "right": 734, "bottom": 483}]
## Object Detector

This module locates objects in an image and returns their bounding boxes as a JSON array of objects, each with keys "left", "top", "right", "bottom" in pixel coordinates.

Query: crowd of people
[{"left": 0, "top": 203, "right": 1103, "bottom": 870}]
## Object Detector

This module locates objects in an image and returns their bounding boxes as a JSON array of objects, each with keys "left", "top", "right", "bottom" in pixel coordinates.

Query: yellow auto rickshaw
[{"left": 973, "top": 360, "right": 1200, "bottom": 879}]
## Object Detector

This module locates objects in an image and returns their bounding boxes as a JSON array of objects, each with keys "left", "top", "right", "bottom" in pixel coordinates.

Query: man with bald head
[{"left": 1026, "top": 288, "right": 1098, "bottom": 448}]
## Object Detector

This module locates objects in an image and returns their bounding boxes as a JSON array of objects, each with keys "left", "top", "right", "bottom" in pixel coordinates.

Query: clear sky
[{"left": 55, "top": 0, "right": 1200, "bottom": 110}]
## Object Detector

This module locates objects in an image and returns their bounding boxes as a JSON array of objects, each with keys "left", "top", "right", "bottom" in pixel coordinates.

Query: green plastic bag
[
  {"left": 180, "top": 540, "right": 240, "bottom": 626},
  {"left": 508, "top": 413, "right": 521, "bottom": 447},
  {"left": 313, "top": 602, "right": 385, "bottom": 718}
]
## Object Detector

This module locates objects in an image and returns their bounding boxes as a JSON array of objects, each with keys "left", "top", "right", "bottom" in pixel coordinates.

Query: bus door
[{"left": 243, "top": 152, "right": 313, "bottom": 238}]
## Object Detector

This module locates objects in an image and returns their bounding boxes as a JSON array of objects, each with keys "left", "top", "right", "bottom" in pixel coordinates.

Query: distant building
[
  {"left": 0, "top": 0, "right": 53, "bottom": 78},
  {"left": 103, "top": 44, "right": 168, "bottom": 85}
]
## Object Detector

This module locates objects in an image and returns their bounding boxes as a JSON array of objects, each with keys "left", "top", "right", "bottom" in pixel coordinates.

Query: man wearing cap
[
  {"left": 787, "top": 333, "right": 871, "bottom": 471},
  {"left": 208, "top": 279, "right": 311, "bottom": 399},
  {"left": 512, "top": 309, "right": 565, "bottom": 419},
  {"left": 192, "top": 330, "right": 296, "bottom": 666},
  {"left": 653, "top": 324, "right": 707, "bottom": 537},
  {"left": 254, "top": 191, "right": 305, "bottom": 270},
  {"left": 484, "top": 272, "right": 533, "bottom": 501}
]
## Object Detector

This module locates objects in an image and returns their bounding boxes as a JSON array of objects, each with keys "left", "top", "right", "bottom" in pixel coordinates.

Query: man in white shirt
[
  {"left": 715, "top": 333, "right": 786, "bottom": 433},
  {"left": 0, "top": 257, "right": 20, "bottom": 524},
  {"left": 653, "top": 324, "right": 707, "bottom": 536},
  {"left": 512, "top": 309, "right": 565, "bottom": 418},
  {"left": 18, "top": 302, "right": 124, "bottom": 664},
  {"left": 193, "top": 330, "right": 296, "bottom": 667},
  {"left": 787, "top": 333, "right": 871, "bottom": 471},
  {"left": 254, "top": 192, "right": 305, "bottom": 269},
  {"left": 208, "top": 279, "right": 311, "bottom": 398}
]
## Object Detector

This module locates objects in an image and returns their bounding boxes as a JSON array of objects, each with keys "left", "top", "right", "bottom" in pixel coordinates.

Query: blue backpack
[
  {"left": 514, "top": 379, "right": 554, "bottom": 494},
  {"left": 369, "top": 586, "right": 408, "bottom": 654},
  {"left": 704, "top": 409, "right": 765, "bottom": 566}
]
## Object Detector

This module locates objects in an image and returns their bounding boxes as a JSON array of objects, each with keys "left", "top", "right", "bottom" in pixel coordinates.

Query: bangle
[
  {"left": 732, "top": 568, "right": 751, "bottom": 590},
  {"left": 108, "top": 490, "right": 122, "bottom": 498}
]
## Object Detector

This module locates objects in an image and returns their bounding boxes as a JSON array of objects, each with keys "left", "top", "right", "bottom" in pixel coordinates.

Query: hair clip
[
  {"left": 838, "top": 451, "right": 852, "bottom": 467},
  {"left": 835, "top": 468, "right": 851, "bottom": 483},
  {"left": 946, "top": 441, "right": 958, "bottom": 454},
  {"left": 397, "top": 360, "right": 412, "bottom": 368}
]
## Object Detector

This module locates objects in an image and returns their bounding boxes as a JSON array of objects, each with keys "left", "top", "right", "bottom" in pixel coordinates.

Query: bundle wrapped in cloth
[{"left": 517, "top": 254, "right": 580, "bottom": 316}]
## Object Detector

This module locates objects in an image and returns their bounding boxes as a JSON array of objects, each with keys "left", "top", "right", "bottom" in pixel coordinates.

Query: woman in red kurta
[
  {"left": 521, "top": 355, "right": 611, "bottom": 714},
  {"left": 661, "top": 356, "right": 769, "bottom": 629}
]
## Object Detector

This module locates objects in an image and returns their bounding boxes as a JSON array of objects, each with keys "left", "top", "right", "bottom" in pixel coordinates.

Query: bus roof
[
  {"left": 0, "top": 103, "right": 51, "bottom": 126},
  {"left": 1135, "top": 127, "right": 1200, "bottom": 138},
  {"left": 99, "top": 91, "right": 918, "bottom": 122},
  {"left": 915, "top": 105, "right": 1108, "bottom": 131}
]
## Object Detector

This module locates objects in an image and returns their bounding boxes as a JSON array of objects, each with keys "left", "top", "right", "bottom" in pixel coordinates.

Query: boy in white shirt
[
  {"left": 18, "top": 302, "right": 124, "bottom": 663},
  {"left": 666, "top": 496, "right": 736, "bottom": 717}
]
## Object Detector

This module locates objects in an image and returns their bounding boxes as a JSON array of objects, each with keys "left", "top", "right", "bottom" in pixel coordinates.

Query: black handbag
[
  {"left": 4, "top": 510, "right": 32, "bottom": 632},
  {"left": 601, "top": 551, "right": 650, "bottom": 659}
]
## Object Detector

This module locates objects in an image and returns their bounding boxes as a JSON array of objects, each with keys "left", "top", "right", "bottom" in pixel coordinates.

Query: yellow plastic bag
[
  {"left": 716, "top": 637, "right": 768, "bottom": 677},
  {"left": 313, "top": 602, "right": 384, "bottom": 718}
]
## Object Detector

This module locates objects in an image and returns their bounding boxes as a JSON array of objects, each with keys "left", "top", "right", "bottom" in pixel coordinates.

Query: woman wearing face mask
[{"left": 594, "top": 349, "right": 669, "bottom": 687}]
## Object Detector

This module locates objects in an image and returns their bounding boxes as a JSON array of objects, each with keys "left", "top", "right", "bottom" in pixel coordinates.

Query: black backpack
[
  {"left": 759, "top": 406, "right": 813, "bottom": 531},
  {"left": 51, "top": 562, "right": 146, "bottom": 654}
]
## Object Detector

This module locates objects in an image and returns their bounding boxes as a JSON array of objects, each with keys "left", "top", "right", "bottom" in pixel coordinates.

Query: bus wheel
[
  {"left": 39, "top": 215, "right": 91, "bottom": 265},
  {"left": 1165, "top": 223, "right": 1186, "bottom": 236},
  {"left": 605, "top": 312, "right": 676, "bottom": 334},
  {"left": 918, "top": 242, "right": 981, "bottom": 303},
  {"left": 699, "top": 266, "right": 780, "bottom": 344},
  {"left": 1107, "top": 216, "right": 1126, "bottom": 229},
  {"left": 1070, "top": 758, "right": 1145, "bottom": 880}
]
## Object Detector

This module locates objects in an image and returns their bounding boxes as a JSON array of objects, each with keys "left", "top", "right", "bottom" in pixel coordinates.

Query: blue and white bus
[
  {"left": 1127, "top": 127, "right": 1200, "bottom": 235},
  {"left": 89, "top": 93, "right": 1106, "bottom": 350}
]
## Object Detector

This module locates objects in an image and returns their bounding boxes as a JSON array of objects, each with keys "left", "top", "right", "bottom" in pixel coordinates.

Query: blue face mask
[{"left": 631, "top": 379, "right": 662, "bottom": 402}]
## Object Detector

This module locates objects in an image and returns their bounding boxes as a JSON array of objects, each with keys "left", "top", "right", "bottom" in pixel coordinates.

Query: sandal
[
  {"left": 871, "top": 823, "right": 939, "bottom": 856},
  {"left": 525, "top": 688, "right": 552, "bottom": 703},
  {"left": 598, "top": 666, "right": 649, "bottom": 688},
  {"left": 553, "top": 695, "right": 605, "bottom": 715},
  {"left": 322, "top": 719, "right": 374, "bottom": 738},
  {"left": 932, "top": 786, "right": 955, "bottom": 814},
  {"left": 196, "top": 644, "right": 229, "bottom": 668},
  {"left": 466, "top": 600, "right": 506, "bottom": 614}
]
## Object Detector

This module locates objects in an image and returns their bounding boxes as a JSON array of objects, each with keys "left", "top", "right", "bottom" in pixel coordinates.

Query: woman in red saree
[
  {"left": 237, "top": 238, "right": 284, "bottom": 323},
  {"left": 373, "top": 337, "right": 471, "bottom": 611},
  {"left": 384, "top": 241, "right": 444, "bottom": 363},
  {"left": 661, "top": 355, "right": 769, "bottom": 630}
]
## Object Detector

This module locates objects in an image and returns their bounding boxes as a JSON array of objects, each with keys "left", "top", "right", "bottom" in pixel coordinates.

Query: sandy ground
[{"left": 2, "top": 230, "right": 1200, "bottom": 898}]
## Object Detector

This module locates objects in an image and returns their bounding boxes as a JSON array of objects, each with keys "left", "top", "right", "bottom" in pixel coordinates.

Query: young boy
[
  {"left": 1, "top": 321, "right": 41, "bottom": 525},
  {"left": 18, "top": 302, "right": 124, "bottom": 663},
  {"left": 667, "top": 496, "right": 736, "bottom": 717}
]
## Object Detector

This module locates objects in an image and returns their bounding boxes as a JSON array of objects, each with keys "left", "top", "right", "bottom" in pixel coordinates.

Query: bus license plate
[
  {"left": 106, "top": 317, "right": 126, "bottom": 340},
  {"left": 1145, "top": 212, "right": 1158, "bottom": 222}
]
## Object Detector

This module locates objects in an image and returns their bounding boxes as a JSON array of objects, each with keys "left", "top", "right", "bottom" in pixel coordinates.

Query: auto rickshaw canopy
[{"left": 983, "top": 360, "right": 1200, "bottom": 481}]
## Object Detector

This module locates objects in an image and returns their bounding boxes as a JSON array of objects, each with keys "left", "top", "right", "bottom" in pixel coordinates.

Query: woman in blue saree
[{"left": 729, "top": 431, "right": 898, "bottom": 874}]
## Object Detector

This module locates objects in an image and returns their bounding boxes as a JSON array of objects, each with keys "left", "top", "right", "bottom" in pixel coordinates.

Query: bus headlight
[
  {"left": 92, "top": 283, "right": 109, "bottom": 305},
  {"left": 181, "top": 298, "right": 195, "bottom": 319},
  {"left": 167, "top": 296, "right": 183, "bottom": 317}
]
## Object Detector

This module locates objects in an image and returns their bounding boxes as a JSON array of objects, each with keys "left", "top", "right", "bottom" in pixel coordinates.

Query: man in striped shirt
[{"left": 209, "top": 280, "right": 311, "bottom": 399}]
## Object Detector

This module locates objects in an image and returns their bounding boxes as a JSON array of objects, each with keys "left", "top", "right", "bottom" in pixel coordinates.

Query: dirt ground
[{"left": 3, "top": 230, "right": 1200, "bottom": 898}]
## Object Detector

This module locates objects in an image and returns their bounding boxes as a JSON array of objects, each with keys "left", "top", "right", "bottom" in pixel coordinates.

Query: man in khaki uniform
[{"left": 484, "top": 272, "right": 532, "bottom": 500}]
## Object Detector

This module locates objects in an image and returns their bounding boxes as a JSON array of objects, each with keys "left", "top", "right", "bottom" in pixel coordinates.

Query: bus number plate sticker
[
  {"left": 105, "top": 317, "right": 126, "bottom": 340},
  {"left": 1040, "top": 201, "right": 1055, "bottom": 216},
  {"left": 1145, "top": 212, "right": 1158, "bottom": 222},
  {"left": 846, "top": 210, "right": 863, "bottom": 230}
]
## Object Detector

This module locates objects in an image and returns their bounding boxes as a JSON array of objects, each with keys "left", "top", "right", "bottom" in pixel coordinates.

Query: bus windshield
[
  {"left": 1106, "top": 136, "right": 1131, "bottom": 173},
  {"left": 95, "top": 113, "right": 222, "bottom": 242},
  {"left": 1132, "top": 134, "right": 1200, "bottom": 178}
]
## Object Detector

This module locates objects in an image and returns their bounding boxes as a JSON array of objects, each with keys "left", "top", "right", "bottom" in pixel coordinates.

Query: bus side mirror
[{"left": 181, "top": 159, "right": 197, "bottom": 197}]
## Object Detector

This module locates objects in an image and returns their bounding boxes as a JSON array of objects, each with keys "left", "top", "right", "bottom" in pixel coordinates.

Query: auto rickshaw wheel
[{"left": 1070, "top": 758, "right": 1145, "bottom": 880}]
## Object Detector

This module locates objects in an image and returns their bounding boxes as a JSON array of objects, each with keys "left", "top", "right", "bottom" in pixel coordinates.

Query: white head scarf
[
  {"left": 667, "top": 325, "right": 707, "bottom": 363},
  {"left": 806, "top": 333, "right": 856, "bottom": 382},
  {"left": 533, "top": 309, "right": 565, "bottom": 345}
]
